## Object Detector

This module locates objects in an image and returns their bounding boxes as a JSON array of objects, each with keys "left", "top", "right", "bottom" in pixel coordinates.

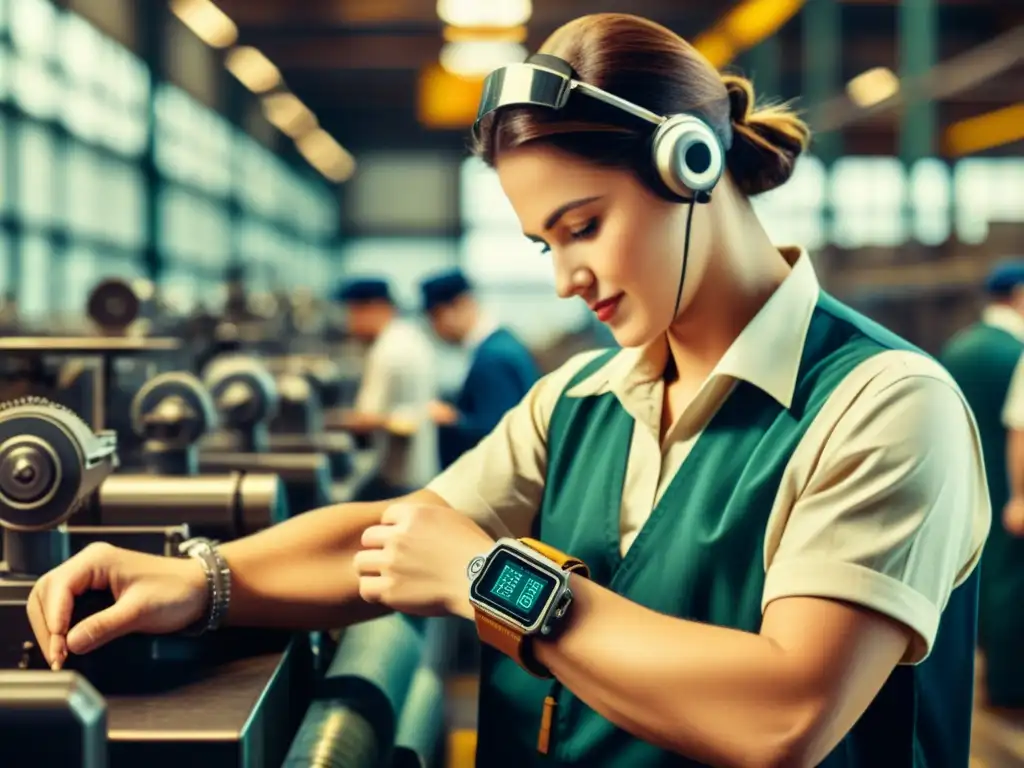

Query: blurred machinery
[
  {"left": 0, "top": 671, "right": 108, "bottom": 768},
  {"left": 93, "top": 372, "right": 289, "bottom": 541},
  {"left": 0, "top": 398, "right": 118, "bottom": 671},
  {"left": 199, "top": 355, "right": 334, "bottom": 514}
]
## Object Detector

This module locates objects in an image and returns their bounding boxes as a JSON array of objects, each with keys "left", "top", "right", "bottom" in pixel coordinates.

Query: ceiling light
[
  {"left": 846, "top": 67, "right": 900, "bottom": 108},
  {"left": 169, "top": 0, "right": 238, "bottom": 49},
  {"left": 443, "top": 24, "right": 528, "bottom": 44},
  {"left": 225, "top": 46, "right": 282, "bottom": 93},
  {"left": 261, "top": 92, "right": 319, "bottom": 138},
  {"left": 437, "top": 0, "right": 531, "bottom": 28},
  {"left": 296, "top": 129, "right": 357, "bottom": 183},
  {"left": 440, "top": 41, "right": 527, "bottom": 79}
]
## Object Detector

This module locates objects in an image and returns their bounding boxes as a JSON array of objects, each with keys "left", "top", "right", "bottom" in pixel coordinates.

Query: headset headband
[{"left": 473, "top": 54, "right": 668, "bottom": 141}]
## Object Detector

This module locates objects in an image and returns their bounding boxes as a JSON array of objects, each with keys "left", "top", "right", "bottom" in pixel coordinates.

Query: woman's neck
[{"left": 665, "top": 226, "right": 790, "bottom": 387}]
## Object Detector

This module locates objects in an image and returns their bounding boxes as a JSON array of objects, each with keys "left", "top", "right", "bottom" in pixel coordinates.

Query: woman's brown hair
[{"left": 472, "top": 13, "right": 811, "bottom": 197}]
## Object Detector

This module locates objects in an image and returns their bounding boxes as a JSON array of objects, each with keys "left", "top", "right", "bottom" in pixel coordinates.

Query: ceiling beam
[
  {"left": 216, "top": 0, "right": 722, "bottom": 28},
  {"left": 816, "top": 25, "right": 1024, "bottom": 131}
]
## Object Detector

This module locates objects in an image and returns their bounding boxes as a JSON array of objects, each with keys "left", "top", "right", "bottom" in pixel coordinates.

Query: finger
[
  {"left": 65, "top": 596, "right": 142, "bottom": 656},
  {"left": 379, "top": 503, "right": 413, "bottom": 525},
  {"left": 26, "top": 585, "right": 56, "bottom": 668},
  {"left": 43, "top": 556, "right": 110, "bottom": 654},
  {"left": 352, "top": 548, "right": 391, "bottom": 576},
  {"left": 358, "top": 575, "right": 389, "bottom": 604},
  {"left": 360, "top": 523, "right": 394, "bottom": 548}
]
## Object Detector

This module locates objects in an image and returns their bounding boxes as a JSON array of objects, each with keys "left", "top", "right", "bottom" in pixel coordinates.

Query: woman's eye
[{"left": 569, "top": 218, "right": 599, "bottom": 240}]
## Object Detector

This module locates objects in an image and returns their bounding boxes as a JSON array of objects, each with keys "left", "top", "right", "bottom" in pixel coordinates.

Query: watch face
[{"left": 470, "top": 547, "right": 559, "bottom": 629}]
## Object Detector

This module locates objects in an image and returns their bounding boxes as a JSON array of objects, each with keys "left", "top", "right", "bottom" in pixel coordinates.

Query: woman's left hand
[{"left": 354, "top": 502, "right": 494, "bottom": 620}]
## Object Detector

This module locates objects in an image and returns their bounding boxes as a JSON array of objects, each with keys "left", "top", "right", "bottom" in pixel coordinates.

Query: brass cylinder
[{"left": 97, "top": 472, "right": 284, "bottom": 540}]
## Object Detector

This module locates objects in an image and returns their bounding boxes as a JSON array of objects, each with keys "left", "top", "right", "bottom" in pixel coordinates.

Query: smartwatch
[{"left": 467, "top": 537, "right": 588, "bottom": 678}]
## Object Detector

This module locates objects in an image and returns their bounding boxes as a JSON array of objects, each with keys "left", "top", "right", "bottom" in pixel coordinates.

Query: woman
[{"left": 28, "top": 14, "right": 988, "bottom": 768}]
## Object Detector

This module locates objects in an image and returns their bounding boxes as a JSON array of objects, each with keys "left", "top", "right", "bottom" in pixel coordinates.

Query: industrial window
[
  {"left": 829, "top": 157, "right": 908, "bottom": 248},
  {"left": 459, "top": 156, "right": 519, "bottom": 230},
  {"left": 0, "top": 232, "right": 9, "bottom": 297},
  {"left": 14, "top": 121, "right": 57, "bottom": 225},
  {"left": 158, "top": 185, "right": 232, "bottom": 266},
  {"left": 954, "top": 159, "right": 1024, "bottom": 245},
  {"left": 19, "top": 233, "right": 51, "bottom": 319},
  {"left": 154, "top": 84, "right": 232, "bottom": 195},
  {"left": 908, "top": 159, "right": 951, "bottom": 246},
  {"left": 751, "top": 155, "right": 827, "bottom": 250},
  {"left": 10, "top": 0, "right": 55, "bottom": 60}
]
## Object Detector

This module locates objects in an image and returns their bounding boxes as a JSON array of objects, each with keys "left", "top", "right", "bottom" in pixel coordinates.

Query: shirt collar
[
  {"left": 464, "top": 314, "right": 499, "bottom": 352},
  {"left": 566, "top": 247, "right": 819, "bottom": 410},
  {"left": 982, "top": 304, "right": 1024, "bottom": 342}
]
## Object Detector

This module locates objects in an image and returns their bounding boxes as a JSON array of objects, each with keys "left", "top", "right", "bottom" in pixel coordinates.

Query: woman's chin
[{"left": 608, "top": 320, "right": 657, "bottom": 349}]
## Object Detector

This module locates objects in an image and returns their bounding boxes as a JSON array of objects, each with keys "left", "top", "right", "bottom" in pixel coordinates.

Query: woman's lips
[{"left": 591, "top": 293, "right": 623, "bottom": 322}]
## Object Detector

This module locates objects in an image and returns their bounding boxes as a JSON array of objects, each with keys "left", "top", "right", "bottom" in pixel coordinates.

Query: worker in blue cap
[
  {"left": 333, "top": 277, "right": 439, "bottom": 499},
  {"left": 941, "top": 259, "right": 1024, "bottom": 709},
  {"left": 420, "top": 269, "right": 540, "bottom": 468}
]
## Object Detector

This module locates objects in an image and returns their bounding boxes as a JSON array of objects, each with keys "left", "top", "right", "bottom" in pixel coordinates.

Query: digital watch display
[{"left": 468, "top": 538, "right": 574, "bottom": 635}]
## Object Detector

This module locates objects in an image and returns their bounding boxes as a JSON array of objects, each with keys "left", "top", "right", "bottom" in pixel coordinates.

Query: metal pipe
[
  {"left": 282, "top": 615, "right": 425, "bottom": 767},
  {"left": 98, "top": 472, "right": 285, "bottom": 539}
]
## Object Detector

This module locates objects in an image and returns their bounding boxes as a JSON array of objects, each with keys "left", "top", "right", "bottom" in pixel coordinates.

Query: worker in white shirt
[{"left": 334, "top": 278, "right": 439, "bottom": 499}]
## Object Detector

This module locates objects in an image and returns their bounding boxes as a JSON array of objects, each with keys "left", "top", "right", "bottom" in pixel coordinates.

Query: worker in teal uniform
[
  {"left": 942, "top": 262, "right": 1024, "bottom": 708},
  {"left": 420, "top": 269, "right": 541, "bottom": 468},
  {"left": 29, "top": 13, "right": 989, "bottom": 768}
]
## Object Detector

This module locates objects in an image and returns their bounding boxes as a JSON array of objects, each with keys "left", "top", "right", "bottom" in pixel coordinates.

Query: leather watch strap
[
  {"left": 519, "top": 538, "right": 590, "bottom": 577},
  {"left": 474, "top": 539, "right": 587, "bottom": 678}
]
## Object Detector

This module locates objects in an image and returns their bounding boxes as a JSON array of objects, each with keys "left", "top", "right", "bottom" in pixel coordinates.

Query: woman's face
[{"left": 496, "top": 143, "right": 711, "bottom": 348}]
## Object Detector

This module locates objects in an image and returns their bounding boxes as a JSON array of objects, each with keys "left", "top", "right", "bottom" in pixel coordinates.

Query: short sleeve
[
  {"left": 1002, "top": 353, "right": 1024, "bottom": 429},
  {"left": 763, "top": 361, "right": 992, "bottom": 663},
  {"left": 427, "top": 350, "right": 606, "bottom": 539},
  {"left": 354, "top": 344, "right": 389, "bottom": 415}
]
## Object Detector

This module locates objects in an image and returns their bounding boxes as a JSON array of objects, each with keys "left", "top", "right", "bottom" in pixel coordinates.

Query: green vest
[
  {"left": 475, "top": 294, "right": 978, "bottom": 767},
  {"left": 940, "top": 321, "right": 1024, "bottom": 707}
]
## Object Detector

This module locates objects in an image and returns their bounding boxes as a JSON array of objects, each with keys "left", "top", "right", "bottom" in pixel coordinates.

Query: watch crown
[{"left": 466, "top": 555, "right": 486, "bottom": 579}]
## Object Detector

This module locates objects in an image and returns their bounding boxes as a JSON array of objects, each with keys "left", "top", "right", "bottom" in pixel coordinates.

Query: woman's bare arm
[{"left": 220, "top": 489, "right": 450, "bottom": 629}]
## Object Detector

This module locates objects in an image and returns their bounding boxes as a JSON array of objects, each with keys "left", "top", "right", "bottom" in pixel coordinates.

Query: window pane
[
  {"left": 751, "top": 155, "right": 826, "bottom": 250},
  {"left": 11, "top": 0, "right": 55, "bottom": 59},
  {"left": 460, "top": 156, "right": 520, "bottom": 229},
  {"left": 0, "top": 115, "right": 7, "bottom": 213},
  {"left": 58, "top": 10, "right": 101, "bottom": 83},
  {"left": 12, "top": 57, "right": 62, "bottom": 119},
  {"left": 104, "top": 159, "right": 146, "bottom": 248},
  {"left": 16, "top": 122, "right": 57, "bottom": 224},
  {"left": 66, "top": 143, "right": 104, "bottom": 236},
  {"left": 63, "top": 246, "right": 100, "bottom": 315},
  {"left": 0, "top": 231, "right": 10, "bottom": 298},
  {"left": 19, "top": 234, "right": 52, "bottom": 319},
  {"left": 829, "top": 157, "right": 908, "bottom": 248},
  {"left": 0, "top": 44, "right": 10, "bottom": 103},
  {"left": 908, "top": 158, "right": 951, "bottom": 246},
  {"left": 154, "top": 84, "right": 231, "bottom": 194},
  {"left": 462, "top": 231, "right": 553, "bottom": 286},
  {"left": 159, "top": 186, "right": 231, "bottom": 265}
]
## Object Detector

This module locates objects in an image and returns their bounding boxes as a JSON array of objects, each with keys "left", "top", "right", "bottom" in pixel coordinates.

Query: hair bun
[
  {"left": 723, "top": 75, "right": 753, "bottom": 125},
  {"left": 719, "top": 74, "right": 811, "bottom": 196}
]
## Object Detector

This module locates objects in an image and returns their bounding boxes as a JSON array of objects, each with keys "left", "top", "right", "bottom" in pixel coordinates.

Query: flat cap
[
  {"left": 420, "top": 269, "right": 472, "bottom": 311},
  {"left": 333, "top": 278, "right": 393, "bottom": 304}
]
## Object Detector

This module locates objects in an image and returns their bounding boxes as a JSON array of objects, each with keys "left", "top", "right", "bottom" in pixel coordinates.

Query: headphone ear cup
[{"left": 651, "top": 115, "right": 724, "bottom": 199}]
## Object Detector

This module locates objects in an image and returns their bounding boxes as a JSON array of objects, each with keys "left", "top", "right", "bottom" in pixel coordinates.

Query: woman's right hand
[{"left": 26, "top": 542, "right": 210, "bottom": 670}]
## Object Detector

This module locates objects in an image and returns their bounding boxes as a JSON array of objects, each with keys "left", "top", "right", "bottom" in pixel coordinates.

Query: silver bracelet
[{"left": 178, "top": 537, "right": 232, "bottom": 635}]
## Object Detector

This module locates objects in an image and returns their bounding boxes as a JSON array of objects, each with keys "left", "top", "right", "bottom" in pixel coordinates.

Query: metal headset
[{"left": 473, "top": 53, "right": 729, "bottom": 202}]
